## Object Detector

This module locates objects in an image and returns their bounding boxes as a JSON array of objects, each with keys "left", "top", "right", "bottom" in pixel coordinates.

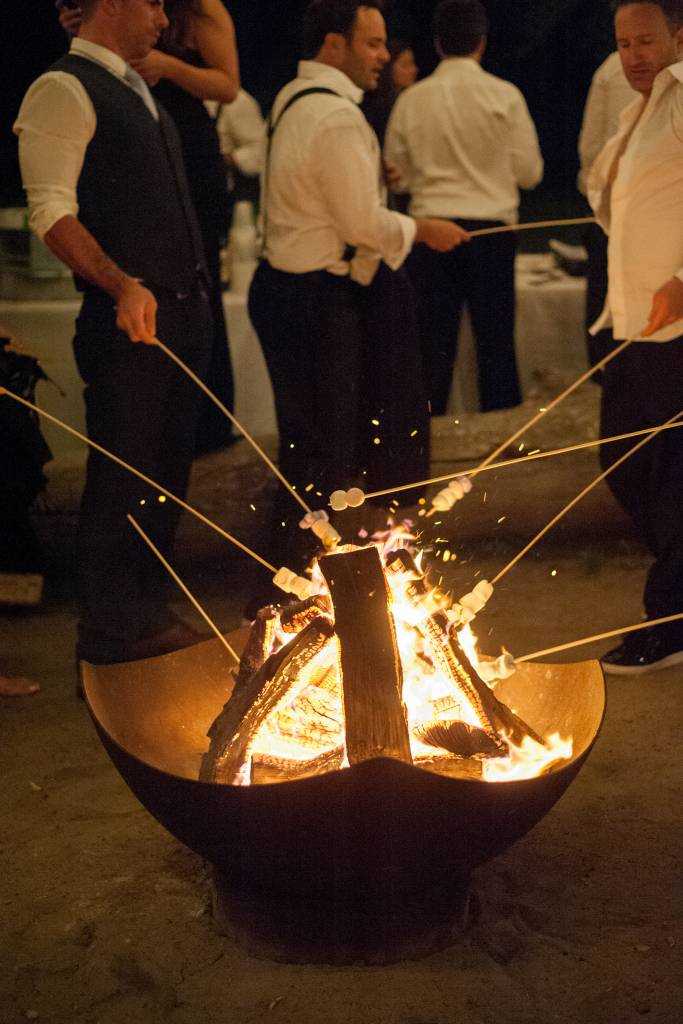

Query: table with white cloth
[
  {"left": 0, "top": 254, "right": 586, "bottom": 460},
  {"left": 0, "top": 291, "right": 276, "bottom": 460}
]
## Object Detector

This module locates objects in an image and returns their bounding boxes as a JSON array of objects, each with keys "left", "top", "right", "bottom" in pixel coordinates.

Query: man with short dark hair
[
  {"left": 385, "top": 0, "right": 543, "bottom": 414},
  {"left": 248, "top": 0, "right": 468, "bottom": 591},
  {"left": 588, "top": 0, "right": 683, "bottom": 673},
  {"left": 14, "top": 0, "right": 213, "bottom": 668}
]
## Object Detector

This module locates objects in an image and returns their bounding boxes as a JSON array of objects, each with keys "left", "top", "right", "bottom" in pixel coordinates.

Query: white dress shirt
[
  {"left": 578, "top": 52, "right": 635, "bottom": 196},
  {"left": 14, "top": 38, "right": 157, "bottom": 241},
  {"left": 216, "top": 89, "right": 265, "bottom": 176},
  {"left": 588, "top": 60, "right": 683, "bottom": 342},
  {"left": 384, "top": 57, "right": 543, "bottom": 223},
  {"left": 261, "top": 61, "right": 415, "bottom": 285}
]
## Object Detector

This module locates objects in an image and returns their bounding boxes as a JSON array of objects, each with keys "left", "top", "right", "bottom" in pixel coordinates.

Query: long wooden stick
[
  {"left": 468, "top": 216, "right": 595, "bottom": 238},
  {"left": 491, "top": 411, "right": 682, "bottom": 585},
  {"left": 516, "top": 613, "right": 683, "bottom": 663},
  {"left": 127, "top": 514, "right": 239, "bottom": 664},
  {"left": 0, "top": 387, "right": 277, "bottom": 573},
  {"left": 423, "top": 337, "right": 634, "bottom": 518},
  {"left": 154, "top": 339, "right": 312, "bottom": 515},
  {"left": 363, "top": 422, "right": 683, "bottom": 501}
]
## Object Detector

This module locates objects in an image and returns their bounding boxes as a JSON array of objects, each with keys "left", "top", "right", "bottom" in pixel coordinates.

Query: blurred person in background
[
  {"left": 362, "top": 39, "right": 418, "bottom": 145},
  {"left": 385, "top": 0, "right": 543, "bottom": 416},
  {"left": 215, "top": 87, "right": 266, "bottom": 213}
]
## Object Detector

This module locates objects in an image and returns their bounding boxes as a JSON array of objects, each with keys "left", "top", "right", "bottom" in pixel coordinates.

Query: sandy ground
[{"left": 1, "top": 389, "right": 682, "bottom": 1024}]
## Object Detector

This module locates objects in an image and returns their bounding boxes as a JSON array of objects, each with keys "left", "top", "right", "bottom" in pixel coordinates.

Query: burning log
[
  {"left": 319, "top": 546, "right": 413, "bottom": 766},
  {"left": 200, "top": 616, "right": 335, "bottom": 785},
  {"left": 385, "top": 550, "right": 543, "bottom": 754}
]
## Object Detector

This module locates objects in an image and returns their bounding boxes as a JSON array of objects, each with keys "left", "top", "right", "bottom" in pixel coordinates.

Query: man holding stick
[
  {"left": 14, "top": 0, "right": 213, "bottom": 668},
  {"left": 248, "top": 0, "right": 468, "bottom": 599},
  {"left": 588, "top": 0, "right": 683, "bottom": 673}
]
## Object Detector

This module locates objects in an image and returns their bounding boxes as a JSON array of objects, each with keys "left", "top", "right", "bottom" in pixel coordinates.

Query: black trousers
[
  {"left": 248, "top": 260, "right": 430, "bottom": 569},
  {"left": 407, "top": 219, "right": 521, "bottom": 415},
  {"left": 73, "top": 286, "right": 212, "bottom": 662},
  {"left": 600, "top": 338, "right": 683, "bottom": 644}
]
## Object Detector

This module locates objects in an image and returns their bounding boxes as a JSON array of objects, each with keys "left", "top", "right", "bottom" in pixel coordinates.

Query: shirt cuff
[
  {"left": 383, "top": 211, "right": 416, "bottom": 271},
  {"left": 26, "top": 192, "right": 78, "bottom": 241}
]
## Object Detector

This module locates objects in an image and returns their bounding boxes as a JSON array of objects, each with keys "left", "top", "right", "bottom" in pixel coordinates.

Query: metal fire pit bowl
[{"left": 82, "top": 637, "right": 604, "bottom": 902}]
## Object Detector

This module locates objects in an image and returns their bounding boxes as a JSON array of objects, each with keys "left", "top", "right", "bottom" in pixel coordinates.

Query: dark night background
[{"left": 2, "top": 1, "right": 616, "bottom": 215}]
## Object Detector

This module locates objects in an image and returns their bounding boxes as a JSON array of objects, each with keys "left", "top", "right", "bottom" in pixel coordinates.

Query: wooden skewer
[
  {"left": 491, "top": 410, "right": 683, "bottom": 585},
  {"left": 363, "top": 422, "right": 683, "bottom": 501},
  {"left": 0, "top": 387, "right": 277, "bottom": 574},
  {"left": 127, "top": 514, "right": 240, "bottom": 664},
  {"left": 423, "top": 337, "right": 635, "bottom": 518},
  {"left": 154, "top": 339, "right": 312, "bottom": 515},
  {"left": 516, "top": 612, "right": 683, "bottom": 664},
  {"left": 468, "top": 216, "right": 595, "bottom": 238}
]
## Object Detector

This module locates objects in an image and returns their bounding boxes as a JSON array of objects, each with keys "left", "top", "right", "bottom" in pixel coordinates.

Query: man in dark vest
[{"left": 14, "top": 0, "right": 213, "bottom": 668}]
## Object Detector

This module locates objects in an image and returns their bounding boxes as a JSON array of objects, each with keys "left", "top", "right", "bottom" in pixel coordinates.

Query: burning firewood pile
[{"left": 200, "top": 534, "right": 570, "bottom": 789}]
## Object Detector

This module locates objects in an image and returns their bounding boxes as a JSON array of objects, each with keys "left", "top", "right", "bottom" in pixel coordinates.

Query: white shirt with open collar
[
  {"left": 261, "top": 61, "right": 415, "bottom": 286},
  {"left": 588, "top": 59, "right": 683, "bottom": 342}
]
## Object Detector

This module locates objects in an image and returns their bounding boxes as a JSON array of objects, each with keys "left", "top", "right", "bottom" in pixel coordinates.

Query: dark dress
[{"left": 153, "top": 49, "right": 235, "bottom": 453}]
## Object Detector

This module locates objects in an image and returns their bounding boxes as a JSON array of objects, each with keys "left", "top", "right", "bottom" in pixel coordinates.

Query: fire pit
[{"left": 82, "top": 541, "right": 604, "bottom": 961}]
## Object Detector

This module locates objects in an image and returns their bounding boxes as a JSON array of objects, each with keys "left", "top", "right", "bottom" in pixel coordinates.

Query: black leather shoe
[{"left": 601, "top": 630, "right": 683, "bottom": 675}]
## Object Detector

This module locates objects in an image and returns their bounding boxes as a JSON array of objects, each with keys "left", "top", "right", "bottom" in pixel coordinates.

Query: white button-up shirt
[
  {"left": 588, "top": 60, "right": 683, "bottom": 342},
  {"left": 14, "top": 38, "right": 153, "bottom": 241},
  {"left": 215, "top": 89, "right": 265, "bottom": 177},
  {"left": 384, "top": 57, "right": 543, "bottom": 223},
  {"left": 262, "top": 61, "right": 415, "bottom": 285},
  {"left": 577, "top": 51, "right": 635, "bottom": 196}
]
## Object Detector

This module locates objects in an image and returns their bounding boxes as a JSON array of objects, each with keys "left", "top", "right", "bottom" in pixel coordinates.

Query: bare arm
[
  {"left": 44, "top": 216, "right": 158, "bottom": 344},
  {"left": 135, "top": 0, "right": 239, "bottom": 103}
]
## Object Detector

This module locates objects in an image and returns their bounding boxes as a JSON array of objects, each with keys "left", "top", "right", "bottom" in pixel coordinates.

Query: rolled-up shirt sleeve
[
  {"left": 313, "top": 113, "right": 416, "bottom": 270},
  {"left": 13, "top": 72, "right": 95, "bottom": 240}
]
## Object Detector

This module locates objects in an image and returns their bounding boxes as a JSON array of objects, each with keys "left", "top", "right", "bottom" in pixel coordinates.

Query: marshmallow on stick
[
  {"left": 273, "top": 567, "right": 319, "bottom": 601},
  {"left": 299, "top": 510, "right": 341, "bottom": 550}
]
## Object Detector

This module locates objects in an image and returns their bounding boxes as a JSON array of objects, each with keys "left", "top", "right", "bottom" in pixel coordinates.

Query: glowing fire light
[{"left": 246, "top": 526, "right": 573, "bottom": 784}]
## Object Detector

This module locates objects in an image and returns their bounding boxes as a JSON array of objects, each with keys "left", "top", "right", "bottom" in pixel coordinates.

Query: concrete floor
[{"left": 1, "top": 390, "right": 681, "bottom": 1024}]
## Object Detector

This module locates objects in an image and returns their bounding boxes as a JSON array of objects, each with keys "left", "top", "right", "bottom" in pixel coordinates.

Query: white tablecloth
[
  {"left": 0, "top": 254, "right": 586, "bottom": 459},
  {"left": 0, "top": 291, "right": 276, "bottom": 460}
]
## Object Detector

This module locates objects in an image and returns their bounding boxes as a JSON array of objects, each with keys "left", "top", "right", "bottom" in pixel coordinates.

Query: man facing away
[
  {"left": 14, "top": 0, "right": 213, "bottom": 669},
  {"left": 247, "top": 0, "right": 468, "bottom": 600},
  {"left": 588, "top": 0, "right": 683, "bottom": 674},
  {"left": 385, "top": 0, "right": 543, "bottom": 415}
]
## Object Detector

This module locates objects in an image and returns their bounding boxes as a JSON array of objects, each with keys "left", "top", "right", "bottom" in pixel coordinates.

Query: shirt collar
[
  {"left": 71, "top": 37, "right": 127, "bottom": 79},
  {"left": 434, "top": 56, "right": 482, "bottom": 77},
  {"left": 664, "top": 58, "right": 683, "bottom": 84},
  {"left": 296, "top": 61, "right": 364, "bottom": 105}
]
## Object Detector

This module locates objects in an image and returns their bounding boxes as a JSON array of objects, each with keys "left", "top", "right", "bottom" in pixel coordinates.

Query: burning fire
[{"left": 212, "top": 525, "right": 573, "bottom": 786}]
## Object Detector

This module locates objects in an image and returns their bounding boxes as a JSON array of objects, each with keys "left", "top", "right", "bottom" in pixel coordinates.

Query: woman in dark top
[
  {"left": 361, "top": 40, "right": 418, "bottom": 146},
  {"left": 133, "top": 0, "right": 240, "bottom": 453}
]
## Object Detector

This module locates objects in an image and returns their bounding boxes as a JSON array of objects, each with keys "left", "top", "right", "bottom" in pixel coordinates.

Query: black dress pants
[
  {"left": 407, "top": 219, "right": 521, "bottom": 415},
  {"left": 73, "top": 286, "right": 212, "bottom": 663},
  {"left": 248, "top": 260, "right": 430, "bottom": 570},
  {"left": 600, "top": 338, "right": 683, "bottom": 644}
]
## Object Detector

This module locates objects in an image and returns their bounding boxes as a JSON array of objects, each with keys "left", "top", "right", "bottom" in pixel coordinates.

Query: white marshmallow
[
  {"left": 311, "top": 518, "right": 341, "bottom": 548},
  {"left": 299, "top": 510, "right": 329, "bottom": 529},
  {"left": 458, "top": 579, "right": 494, "bottom": 617},
  {"left": 330, "top": 489, "right": 348, "bottom": 512},
  {"left": 430, "top": 475, "right": 473, "bottom": 512},
  {"left": 273, "top": 567, "right": 318, "bottom": 601},
  {"left": 347, "top": 487, "right": 366, "bottom": 508},
  {"left": 476, "top": 652, "right": 517, "bottom": 683}
]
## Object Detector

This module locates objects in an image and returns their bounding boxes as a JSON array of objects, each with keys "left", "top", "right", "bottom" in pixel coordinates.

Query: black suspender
[{"left": 262, "top": 86, "right": 356, "bottom": 262}]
